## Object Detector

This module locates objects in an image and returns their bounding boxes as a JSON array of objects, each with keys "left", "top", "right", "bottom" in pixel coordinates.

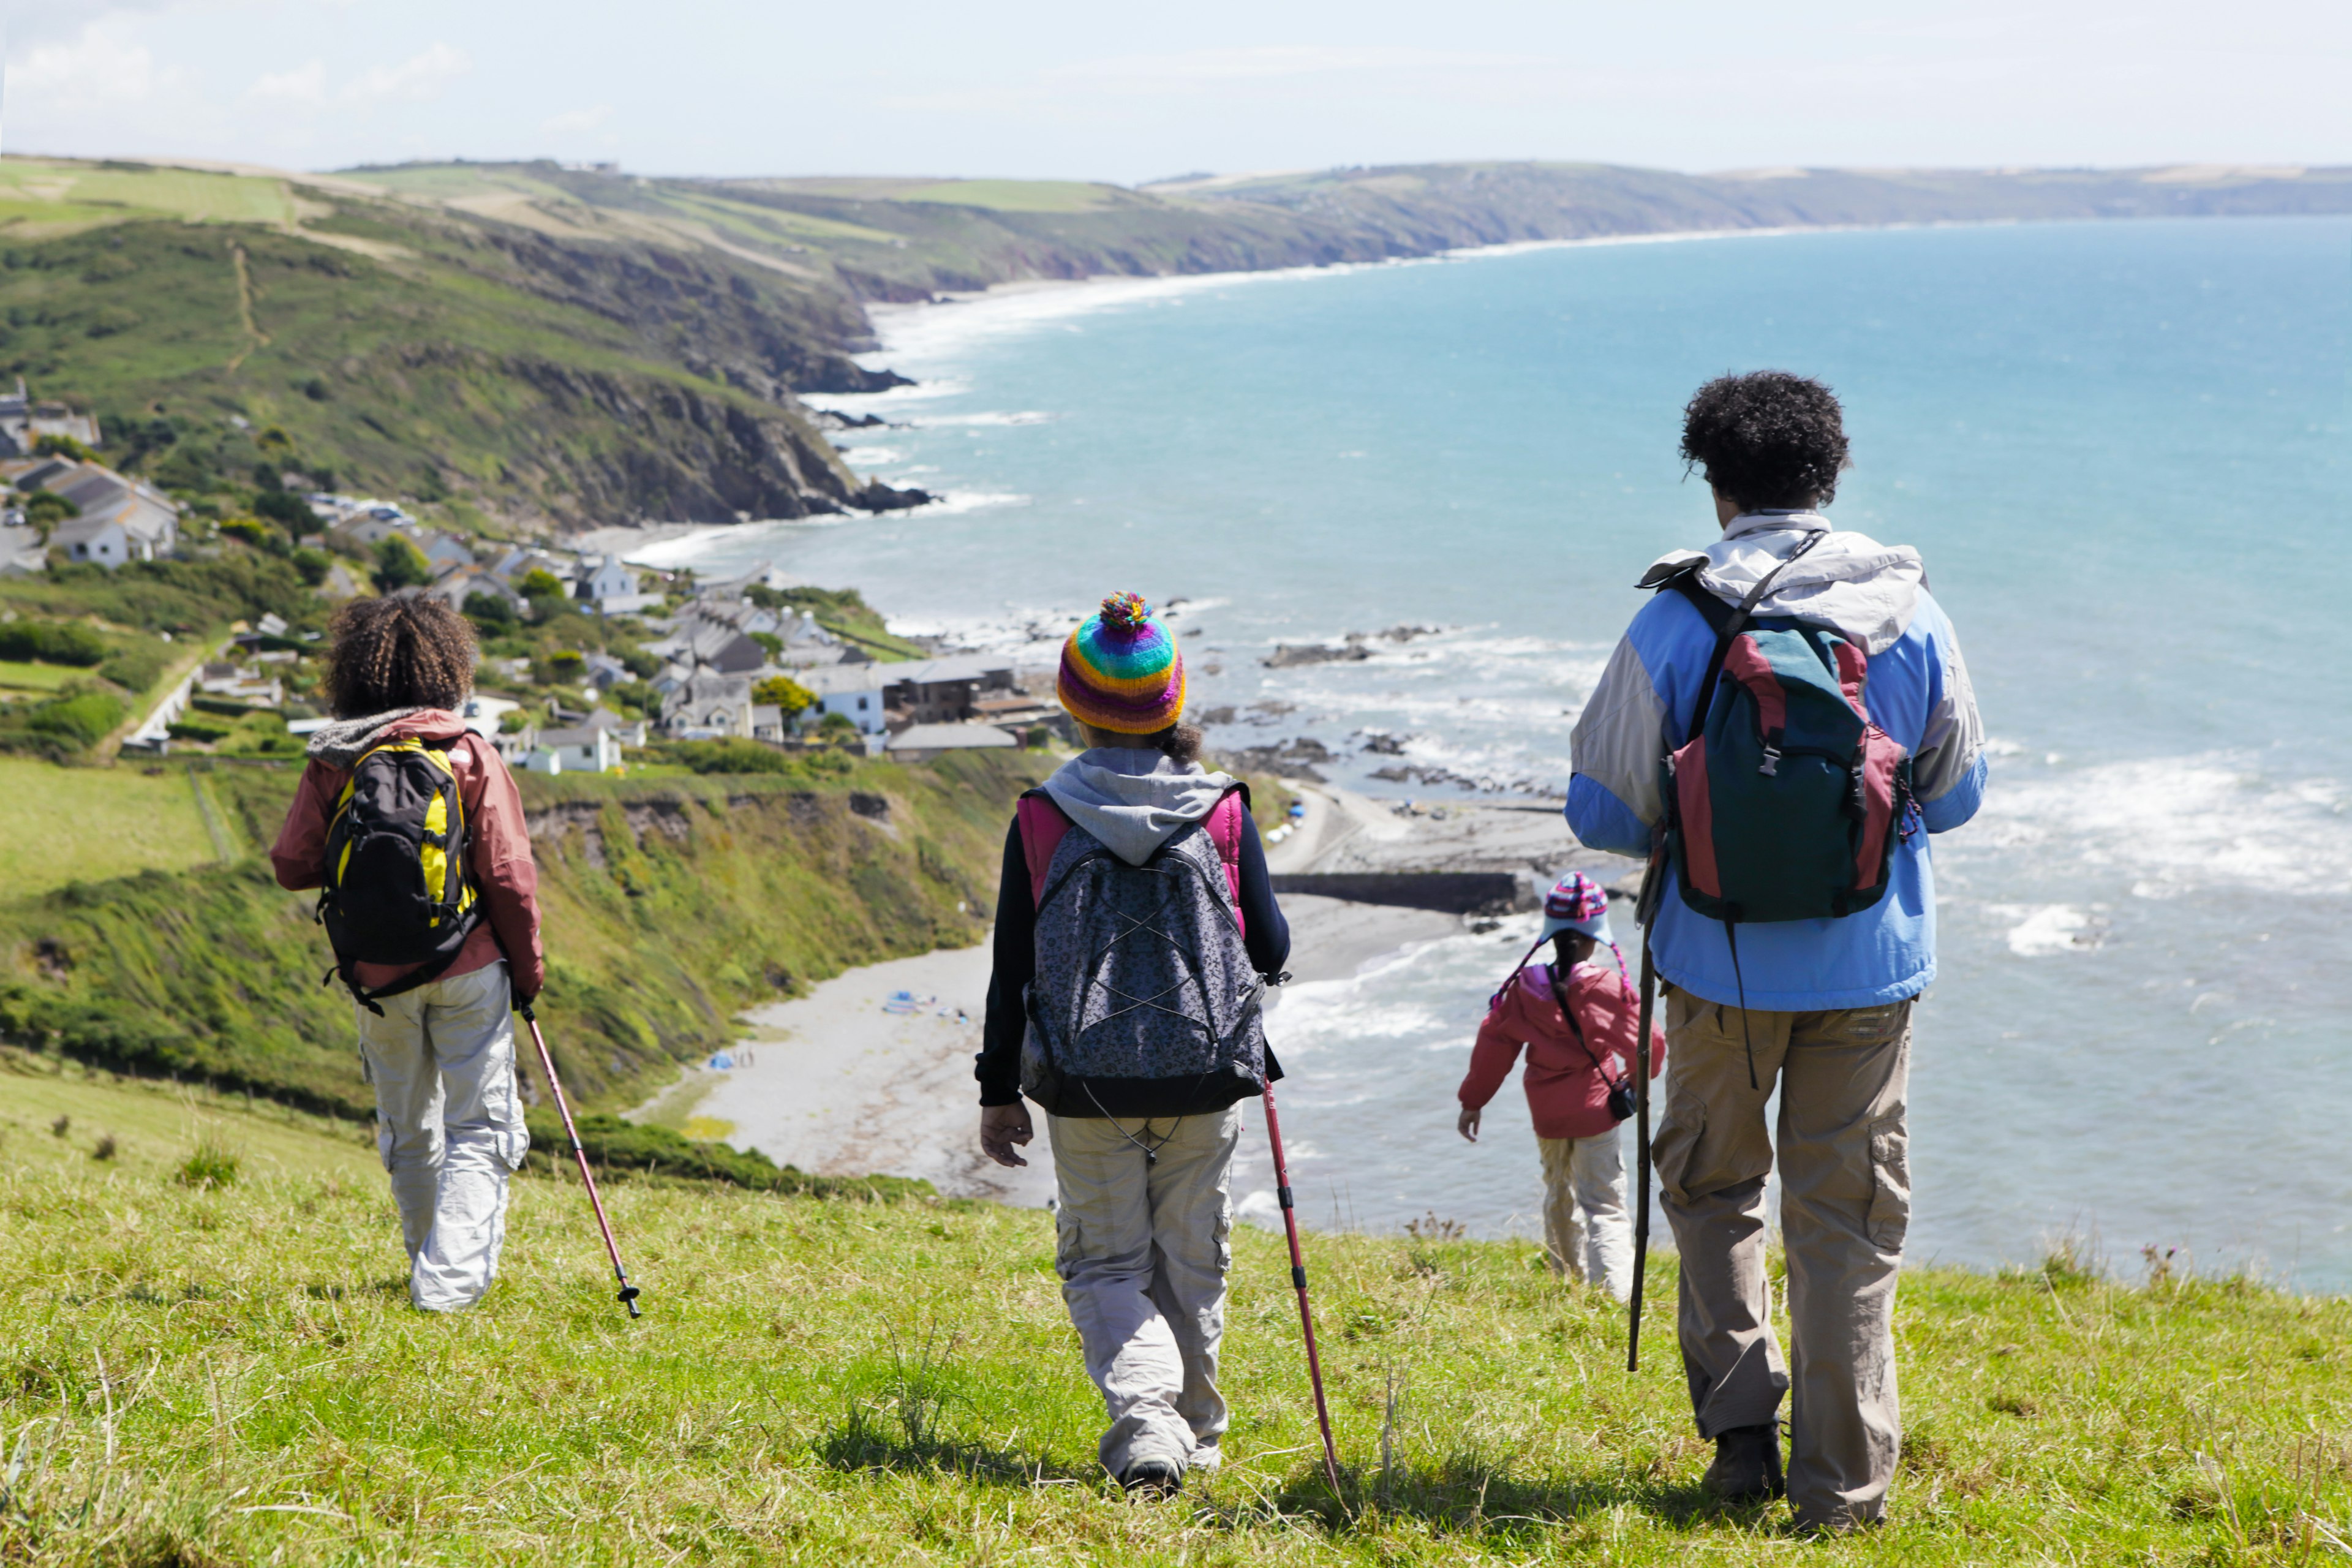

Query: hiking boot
[
  {"left": 1702, "top": 1423, "right": 1784, "bottom": 1502},
  {"left": 1118, "top": 1460, "right": 1183, "bottom": 1499}
]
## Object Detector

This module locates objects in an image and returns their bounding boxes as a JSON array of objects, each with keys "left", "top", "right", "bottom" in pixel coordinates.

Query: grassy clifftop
[
  {"left": 4, "top": 1063, "right": 2348, "bottom": 1566},
  {"left": 0, "top": 748, "right": 1045, "bottom": 1119}
]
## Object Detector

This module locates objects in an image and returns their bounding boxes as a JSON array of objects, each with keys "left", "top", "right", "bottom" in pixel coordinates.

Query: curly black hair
[
  {"left": 1679, "top": 371, "right": 1850, "bottom": 510},
  {"left": 322, "top": 594, "right": 477, "bottom": 717}
]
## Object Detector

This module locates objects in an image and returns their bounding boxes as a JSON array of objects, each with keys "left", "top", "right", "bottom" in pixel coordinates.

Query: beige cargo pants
[
  {"left": 1047, "top": 1107, "right": 1240, "bottom": 1480},
  {"left": 1537, "top": 1133, "right": 1635, "bottom": 1300},
  {"left": 1653, "top": 987, "right": 1912, "bottom": 1529},
  {"left": 353, "top": 961, "right": 532, "bottom": 1313}
]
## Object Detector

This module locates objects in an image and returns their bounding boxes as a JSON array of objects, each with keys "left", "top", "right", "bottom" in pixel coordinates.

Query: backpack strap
[
  {"left": 1670, "top": 530, "right": 1827, "bottom": 739},
  {"left": 1015, "top": 784, "right": 1251, "bottom": 926},
  {"left": 1202, "top": 788, "right": 1248, "bottom": 932},
  {"left": 1014, "top": 791, "right": 1069, "bottom": 909}
]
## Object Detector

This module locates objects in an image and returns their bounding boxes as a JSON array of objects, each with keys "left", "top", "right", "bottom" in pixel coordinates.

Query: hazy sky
[{"left": 6, "top": 0, "right": 2346, "bottom": 182}]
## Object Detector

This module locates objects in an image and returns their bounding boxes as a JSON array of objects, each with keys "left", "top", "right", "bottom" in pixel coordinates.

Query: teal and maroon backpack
[{"left": 1656, "top": 534, "right": 1915, "bottom": 928}]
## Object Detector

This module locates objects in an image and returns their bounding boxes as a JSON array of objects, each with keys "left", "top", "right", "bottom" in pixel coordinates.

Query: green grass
[
  {"left": 0, "top": 157, "right": 298, "bottom": 236},
  {"left": 3, "top": 1061, "right": 2348, "bottom": 1565},
  {"left": 892, "top": 179, "right": 1135, "bottom": 213},
  {"left": 0, "top": 659, "right": 77, "bottom": 693},
  {"left": 0, "top": 755, "right": 218, "bottom": 893}
]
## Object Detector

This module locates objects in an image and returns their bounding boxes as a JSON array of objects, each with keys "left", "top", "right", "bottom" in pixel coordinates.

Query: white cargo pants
[
  {"left": 1047, "top": 1106, "right": 1241, "bottom": 1480},
  {"left": 353, "top": 961, "right": 531, "bottom": 1313}
]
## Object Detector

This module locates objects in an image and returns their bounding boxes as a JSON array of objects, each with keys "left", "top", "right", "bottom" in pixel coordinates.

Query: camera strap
[{"left": 1548, "top": 963, "right": 1626, "bottom": 1092}]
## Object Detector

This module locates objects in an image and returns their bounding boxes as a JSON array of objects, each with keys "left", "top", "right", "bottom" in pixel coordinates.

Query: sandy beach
[{"left": 674, "top": 889, "right": 1461, "bottom": 1205}]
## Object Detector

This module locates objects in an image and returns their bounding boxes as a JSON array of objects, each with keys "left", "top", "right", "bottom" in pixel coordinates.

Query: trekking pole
[
  {"left": 1260, "top": 1080, "right": 1343, "bottom": 1493},
  {"left": 518, "top": 1001, "right": 643, "bottom": 1319},
  {"left": 1627, "top": 941, "right": 1655, "bottom": 1372}
]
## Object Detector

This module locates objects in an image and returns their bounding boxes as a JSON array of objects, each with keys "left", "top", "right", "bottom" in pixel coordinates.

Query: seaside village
[{"left": 0, "top": 388, "right": 1066, "bottom": 770}]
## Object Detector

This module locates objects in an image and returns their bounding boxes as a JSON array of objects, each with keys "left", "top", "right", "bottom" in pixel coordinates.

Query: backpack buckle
[{"left": 1758, "top": 746, "right": 1781, "bottom": 777}]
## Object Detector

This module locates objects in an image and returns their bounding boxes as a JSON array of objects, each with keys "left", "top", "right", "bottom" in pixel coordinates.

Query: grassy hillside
[
  {"left": 3, "top": 152, "right": 2343, "bottom": 540},
  {"left": 4, "top": 1061, "right": 2348, "bottom": 1566},
  {"left": 0, "top": 748, "right": 1045, "bottom": 1119}
]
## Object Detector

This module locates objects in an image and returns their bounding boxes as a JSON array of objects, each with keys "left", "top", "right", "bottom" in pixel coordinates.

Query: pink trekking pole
[
  {"left": 519, "top": 1001, "right": 642, "bottom": 1318},
  {"left": 1261, "top": 1081, "right": 1342, "bottom": 1491}
]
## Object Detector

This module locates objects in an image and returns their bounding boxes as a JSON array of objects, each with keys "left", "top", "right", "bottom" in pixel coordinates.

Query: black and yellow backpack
[{"left": 317, "top": 739, "right": 480, "bottom": 1013}]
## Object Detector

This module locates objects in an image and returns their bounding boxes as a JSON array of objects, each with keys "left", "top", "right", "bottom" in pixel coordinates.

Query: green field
[
  {"left": 4, "top": 1055, "right": 2347, "bottom": 1566},
  {"left": 0, "top": 659, "right": 77, "bottom": 694},
  {"left": 0, "top": 755, "right": 221, "bottom": 893},
  {"left": 893, "top": 179, "right": 1137, "bottom": 213},
  {"left": 0, "top": 158, "right": 298, "bottom": 235}
]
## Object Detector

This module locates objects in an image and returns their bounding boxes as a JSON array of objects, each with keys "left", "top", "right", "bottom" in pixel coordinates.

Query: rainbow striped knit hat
[{"left": 1059, "top": 592, "right": 1186, "bottom": 735}]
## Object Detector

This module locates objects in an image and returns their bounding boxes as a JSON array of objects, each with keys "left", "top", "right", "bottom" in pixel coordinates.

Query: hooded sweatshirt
[
  {"left": 270, "top": 707, "right": 545, "bottom": 998},
  {"left": 1566, "top": 511, "right": 1988, "bottom": 1011},
  {"left": 977, "top": 748, "right": 1290, "bottom": 1109}
]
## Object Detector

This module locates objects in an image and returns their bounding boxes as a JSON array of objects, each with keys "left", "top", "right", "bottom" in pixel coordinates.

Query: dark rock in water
[
  {"left": 852, "top": 480, "right": 932, "bottom": 512},
  {"left": 1220, "top": 735, "right": 1333, "bottom": 781},
  {"left": 1370, "top": 764, "right": 1415, "bottom": 783},
  {"left": 1196, "top": 706, "right": 1237, "bottom": 726},
  {"left": 813, "top": 409, "right": 892, "bottom": 431},
  {"left": 1360, "top": 731, "right": 1409, "bottom": 756},
  {"left": 1265, "top": 642, "right": 1374, "bottom": 668},
  {"left": 796, "top": 356, "right": 913, "bottom": 394},
  {"left": 1379, "top": 624, "right": 1443, "bottom": 643},
  {"left": 1281, "top": 737, "right": 1335, "bottom": 763}
]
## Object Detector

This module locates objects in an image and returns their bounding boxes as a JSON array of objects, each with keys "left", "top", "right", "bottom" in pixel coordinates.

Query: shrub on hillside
[
  {"left": 292, "top": 547, "right": 333, "bottom": 587},
  {"left": 24, "top": 690, "right": 126, "bottom": 747},
  {"left": 372, "top": 536, "right": 432, "bottom": 592},
  {"left": 0, "top": 620, "right": 107, "bottom": 666},
  {"left": 662, "top": 739, "right": 849, "bottom": 778},
  {"left": 98, "top": 644, "right": 167, "bottom": 693},
  {"left": 253, "top": 488, "right": 319, "bottom": 538},
  {"left": 535, "top": 1113, "right": 932, "bottom": 1202}
]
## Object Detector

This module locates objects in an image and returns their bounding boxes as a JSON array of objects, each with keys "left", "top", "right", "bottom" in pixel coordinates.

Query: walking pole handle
[{"left": 518, "top": 999, "right": 643, "bottom": 1318}]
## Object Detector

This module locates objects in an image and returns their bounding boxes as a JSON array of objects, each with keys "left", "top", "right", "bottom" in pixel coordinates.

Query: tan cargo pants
[
  {"left": 1537, "top": 1133, "right": 1635, "bottom": 1300},
  {"left": 1047, "top": 1107, "right": 1240, "bottom": 1479},
  {"left": 1653, "top": 987, "right": 1912, "bottom": 1529}
]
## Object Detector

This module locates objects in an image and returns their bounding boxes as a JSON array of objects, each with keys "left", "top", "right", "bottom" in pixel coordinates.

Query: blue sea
[{"left": 649, "top": 217, "right": 2352, "bottom": 1289}]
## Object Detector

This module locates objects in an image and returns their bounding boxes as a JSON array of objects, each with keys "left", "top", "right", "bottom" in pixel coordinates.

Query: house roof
[
  {"left": 536, "top": 726, "right": 616, "bottom": 749},
  {"left": 886, "top": 723, "right": 1020, "bottom": 752},
  {"left": 794, "top": 663, "right": 892, "bottom": 696}
]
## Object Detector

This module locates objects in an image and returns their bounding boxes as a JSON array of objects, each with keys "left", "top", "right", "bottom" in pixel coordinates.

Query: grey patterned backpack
[{"left": 1019, "top": 811, "right": 1269, "bottom": 1118}]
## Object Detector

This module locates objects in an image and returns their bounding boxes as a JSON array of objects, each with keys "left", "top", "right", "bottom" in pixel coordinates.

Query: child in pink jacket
[{"left": 1457, "top": 873, "right": 1663, "bottom": 1299}]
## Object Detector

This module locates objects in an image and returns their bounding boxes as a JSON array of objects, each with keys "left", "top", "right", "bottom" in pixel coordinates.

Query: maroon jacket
[
  {"left": 270, "top": 709, "right": 545, "bottom": 998},
  {"left": 1458, "top": 962, "right": 1665, "bottom": 1141}
]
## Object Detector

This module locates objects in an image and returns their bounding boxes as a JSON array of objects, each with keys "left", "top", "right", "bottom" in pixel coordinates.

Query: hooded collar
[
  {"left": 1637, "top": 511, "right": 1924, "bottom": 654},
  {"left": 1041, "top": 747, "right": 1238, "bottom": 866},
  {"left": 304, "top": 707, "right": 467, "bottom": 768}
]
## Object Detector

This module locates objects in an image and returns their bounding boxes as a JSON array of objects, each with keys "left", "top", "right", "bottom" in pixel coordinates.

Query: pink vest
[{"left": 1015, "top": 790, "right": 1249, "bottom": 932}]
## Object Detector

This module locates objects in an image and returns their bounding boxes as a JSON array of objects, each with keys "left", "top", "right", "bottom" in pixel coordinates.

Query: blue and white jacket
[{"left": 1567, "top": 511, "right": 1988, "bottom": 1011}]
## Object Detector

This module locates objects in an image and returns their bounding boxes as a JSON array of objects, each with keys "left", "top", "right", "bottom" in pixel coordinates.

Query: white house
[
  {"left": 530, "top": 725, "right": 623, "bottom": 774},
  {"left": 49, "top": 516, "right": 135, "bottom": 568},
  {"left": 794, "top": 662, "right": 892, "bottom": 736},
  {"left": 459, "top": 693, "right": 522, "bottom": 741},
  {"left": 571, "top": 554, "right": 660, "bottom": 614},
  {"left": 661, "top": 671, "right": 753, "bottom": 738}
]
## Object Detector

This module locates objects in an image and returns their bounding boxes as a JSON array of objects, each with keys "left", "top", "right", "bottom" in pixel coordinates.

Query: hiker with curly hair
[
  {"left": 975, "top": 592, "right": 1291, "bottom": 1499},
  {"left": 1568, "top": 372, "right": 1987, "bottom": 1531},
  {"left": 269, "top": 594, "right": 543, "bottom": 1313}
]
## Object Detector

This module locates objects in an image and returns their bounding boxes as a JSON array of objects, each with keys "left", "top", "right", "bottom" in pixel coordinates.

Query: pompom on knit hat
[{"left": 1059, "top": 592, "right": 1186, "bottom": 735}]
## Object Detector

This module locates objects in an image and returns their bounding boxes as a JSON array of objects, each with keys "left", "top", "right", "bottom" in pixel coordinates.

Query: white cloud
[
  {"left": 12, "top": 15, "right": 160, "bottom": 102},
  {"left": 342, "top": 41, "right": 470, "bottom": 105},
  {"left": 540, "top": 103, "right": 611, "bottom": 135},
  {"left": 1058, "top": 45, "right": 1551, "bottom": 83},
  {"left": 249, "top": 58, "right": 327, "bottom": 105}
]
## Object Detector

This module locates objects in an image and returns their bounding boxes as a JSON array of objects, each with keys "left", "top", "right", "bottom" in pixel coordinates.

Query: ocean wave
[
  {"left": 911, "top": 410, "right": 1058, "bottom": 428},
  {"left": 1956, "top": 753, "right": 2348, "bottom": 897},
  {"left": 904, "top": 491, "right": 1033, "bottom": 517},
  {"left": 1983, "top": 902, "right": 2105, "bottom": 956}
]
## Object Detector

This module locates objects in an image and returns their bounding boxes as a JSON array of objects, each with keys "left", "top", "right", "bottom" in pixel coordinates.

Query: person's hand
[
  {"left": 980, "top": 1102, "right": 1034, "bottom": 1167},
  {"left": 1457, "top": 1104, "right": 1480, "bottom": 1143}
]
